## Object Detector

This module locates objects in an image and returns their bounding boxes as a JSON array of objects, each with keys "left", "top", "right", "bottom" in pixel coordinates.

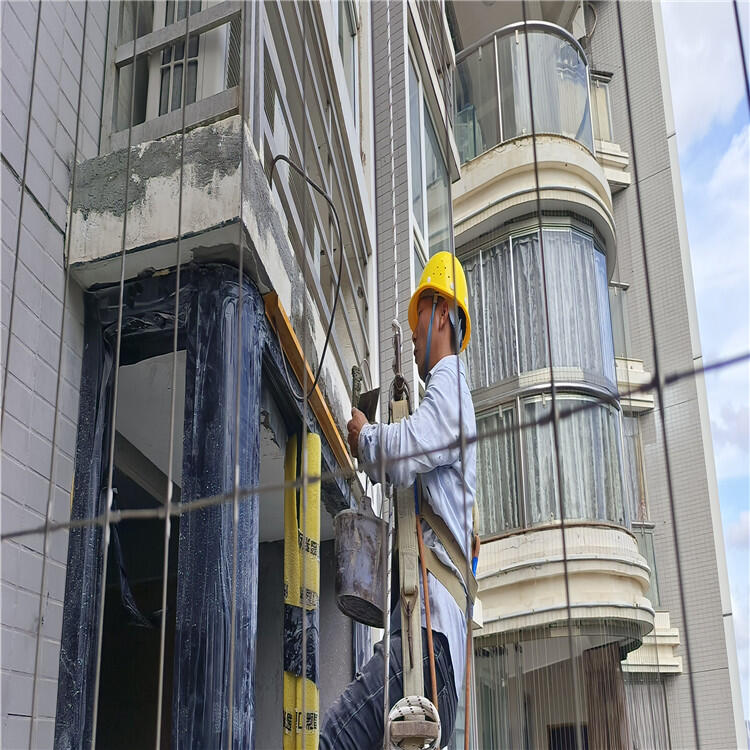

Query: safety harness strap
[
  {"left": 392, "top": 397, "right": 424, "bottom": 702},
  {"left": 417, "top": 493, "right": 478, "bottom": 606}
]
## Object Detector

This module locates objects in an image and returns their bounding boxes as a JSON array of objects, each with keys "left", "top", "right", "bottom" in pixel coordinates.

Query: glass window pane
[
  {"left": 632, "top": 526, "right": 660, "bottom": 606},
  {"left": 424, "top": 105, "right": 450, "bottom": 256},
  {"left": 159, "top": 67, "right": 170, "bottom": 116},
  {"left": 165, "top": 0, "right": 175, "bottom": 25},
  {"left": 413, "top": 246, "right": 426, "bottom": 289},
  {"left": 523, "top": 396, "right": 625, "bottom": 525},
  {"left": 186, "top": 61, "right": 198, "bottom": 106},
  {"left": 338, "top": 1, "right": 356, "bottom": 114},
  {"left": 496, "top": 30, "right": 593, "bottom": 152},
  {"left": 622, "top": 415, "right": 645, "bottom": 522},
  {"left": 591, "top": 79, "right": 612, "bottom": 142},
  {"left": 476, "top": 408, "right": 519, "bottom": 535},
  {"left": 595, "top": 248, "right": 616, "bottom": 383},
  {"left": 482, "top": 239, "right": 517, "bottom": 383},
  {"left": 409, "top": 60, "right": 424, "bottom": 235},
  {"left": 177, "top": 1, "right": 187, "bottom": 21},
  {"left": 455, "top": 40, "right": 499, "bottom": 163},
  {"left": 171, "top": 63, "right": 183, "bottom": 111},
  {"left": 462, "top": 252, "right": 486, "bottom": 390},
  {"left": 175, "top": 40, "right": 185, "bottom": 61},
  {"left": 609, "top": 285, "right": 629, "bottom": 359},
  {"left": 522, "top": 398, "right": 558, "bottom": 524},
  {"left": 513, "top": 232, "right": 549, "bottom": 372},
  {"left": 162, "top": 46, "right": 172, "bottom": 65}
]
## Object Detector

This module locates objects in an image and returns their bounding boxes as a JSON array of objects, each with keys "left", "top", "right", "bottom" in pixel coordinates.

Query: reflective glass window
[
  {"left": 409, "top": 59, "right": 424, "bottom": 236},
  {"left": 455, "top": 41, "right": 499, "bottom": 162},
  {"left": 424, "top": 104, "right": 450, "bottom": 256},
  {"left": 495, "top": 31, "right": 593, "bottom": 152},
  {"left": 463, "top": 227, "right": 615, "bottom": 389}
]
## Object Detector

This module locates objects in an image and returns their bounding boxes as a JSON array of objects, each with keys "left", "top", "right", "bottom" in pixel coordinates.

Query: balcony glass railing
[{"left": 455, "top": 21, "right": 594, "bottom": 163}]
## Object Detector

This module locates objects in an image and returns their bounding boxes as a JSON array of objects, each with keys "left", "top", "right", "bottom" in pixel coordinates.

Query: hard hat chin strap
[{"left": 423, "top": 294, "right": 439, "bottom": 380}]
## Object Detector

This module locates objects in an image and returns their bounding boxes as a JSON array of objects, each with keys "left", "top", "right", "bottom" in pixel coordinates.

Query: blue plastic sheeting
[
  {"left": 55, "top": 264, "right": 350, "bottom": 749},
  {"left": 173, "top": 267, "right": 262, "bottom": 748}
]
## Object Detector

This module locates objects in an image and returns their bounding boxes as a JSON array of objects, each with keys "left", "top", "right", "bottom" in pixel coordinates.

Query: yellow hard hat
[{"left": 408, "top": 251, "right": 471, "bottom": 352}]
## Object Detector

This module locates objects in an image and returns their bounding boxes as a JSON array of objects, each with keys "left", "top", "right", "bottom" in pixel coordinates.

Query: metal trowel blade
[{"left": 357, "top": 388, "right": 380, "bottom": 423}]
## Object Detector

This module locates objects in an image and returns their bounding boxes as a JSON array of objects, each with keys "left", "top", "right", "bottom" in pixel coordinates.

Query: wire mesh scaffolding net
[{"left": 1, "top": 1, "right": 748, "bottom": 750}]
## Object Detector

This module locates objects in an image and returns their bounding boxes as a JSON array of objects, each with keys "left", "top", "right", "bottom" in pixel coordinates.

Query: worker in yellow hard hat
[
  {"left": 408, "top": 251, "right": 471, "bottom": 381},
  {"left": 322, "top": 253, "right": 476, "bottom": 750}
]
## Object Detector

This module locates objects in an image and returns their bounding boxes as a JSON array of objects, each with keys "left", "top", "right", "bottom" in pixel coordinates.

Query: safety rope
[
  {"left": 89, "top": 4, "right": 141, "bottom": 746},
  {"left": 382, "top": 1, "right": 397, "bottom": 739},
  {"left": 155, "top": 8, "right": 194, "bottom": 746},
  {"left": 520, "top": 4, "right": 585, "bottom": 748},
  {"left": 27, "top": 4, "right": 88, "bottom": 749}
]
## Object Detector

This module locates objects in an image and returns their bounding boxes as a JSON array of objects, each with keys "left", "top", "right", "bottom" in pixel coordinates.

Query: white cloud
[
  {"left": 662, "top": 1, "right": 748, "bottom": 153},
  {"left": 727, "top": 511, "right": 750, "bottom": 548},
  {"left": 685, "top": 125, "right": 750, "bottom": 478}
]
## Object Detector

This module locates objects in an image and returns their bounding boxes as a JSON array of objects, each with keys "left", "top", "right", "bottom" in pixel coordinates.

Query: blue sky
[{"left": 661, "top": 1, "right": 749, "bottom": 720}]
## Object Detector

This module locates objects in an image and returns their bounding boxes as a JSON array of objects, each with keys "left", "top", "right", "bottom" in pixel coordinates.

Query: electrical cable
[
  {"left": 733, "top": 0, "right": 750, "bottom": 111},
  {"left": 227, "top": 0, "right": 251, "bottom": 741},
  {"left": 1, "top": 0, "right": 42, "bottom": 435},
  {"left": 4, "top": 349, "right": 748, "bottom": 546},
  {"left": 268, "top": 153, "right": 345, "bottom": 401}
]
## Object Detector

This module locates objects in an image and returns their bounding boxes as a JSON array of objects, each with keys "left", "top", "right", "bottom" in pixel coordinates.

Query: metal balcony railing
[{"left": 454, "top": 21, "right": 594, "bottom": 164}]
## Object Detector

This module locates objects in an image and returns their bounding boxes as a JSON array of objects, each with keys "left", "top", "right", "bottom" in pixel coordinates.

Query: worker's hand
[{"left": 347, "top": 407, "right": 367, "bottom": 458}]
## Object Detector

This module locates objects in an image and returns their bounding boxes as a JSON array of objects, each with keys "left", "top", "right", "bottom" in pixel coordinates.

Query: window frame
[
  {"left": 337, "top": 0, "right": 359, "bottom": 126},
  {"left": 100, "top": 0, "right": 243, "bottom": 154},
  {"left": 474, "top": 389, "right": 628, "bottom": 539},
  {"left": 590, "top": 70, "right": 614, "bottom": 144},
  {"left": 407, "top": 47, "right": 451, "bottom": 285}
]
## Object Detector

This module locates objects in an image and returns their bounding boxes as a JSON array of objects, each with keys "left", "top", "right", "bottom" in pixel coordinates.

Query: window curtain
[
  {"left": 513, "top": 232, "right": 549, "bottom": 374},
  {"left": 476, "top": 408, "right": 518, "bottom": 535},
  {"left": 523, "top": 396, "right": 625, "bottom": 525},
  {"left": 463, "top": 228, "right": 616, "bottom": 389}
]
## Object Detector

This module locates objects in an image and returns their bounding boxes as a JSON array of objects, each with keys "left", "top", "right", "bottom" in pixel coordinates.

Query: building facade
[
  {"left": 2, "top": 0, "right": 387, "bottom": 746},
  {"left": 1, "top": 1, "right": 745, "bottom": 749},
  {"left": 450, "top": 1, "right": 746, "bottom": 749}
]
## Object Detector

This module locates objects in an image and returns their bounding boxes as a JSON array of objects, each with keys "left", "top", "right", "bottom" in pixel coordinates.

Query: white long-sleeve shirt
[{"left": 358, "top": 354, "right": 477, "bottom": 697}]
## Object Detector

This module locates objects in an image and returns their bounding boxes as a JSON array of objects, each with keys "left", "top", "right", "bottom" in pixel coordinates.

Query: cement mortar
[{"left": 72, "top": 119, "right": 242, "bottom": 219}]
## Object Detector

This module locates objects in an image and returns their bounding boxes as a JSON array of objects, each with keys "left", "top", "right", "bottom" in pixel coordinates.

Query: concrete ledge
[
  {"left": 616, "top": 357, "right": 655, "bottom": 413},
  {"left": 453, "top": 134, "right": 616, "bottom": 274},
  {"left": 595, "top": 138, "right": 632, "bottom": 193},
  {"left": 622, "top": 610, "right": 683, "bottom": 673},
  {"left": 67, "top": 115, "right": 355, "bottom": 459},
  {"left": 475, "top": 524, "right": 655, "bottom": 647}
]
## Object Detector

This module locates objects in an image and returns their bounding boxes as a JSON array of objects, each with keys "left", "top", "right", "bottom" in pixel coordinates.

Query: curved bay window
[
  {"left": 475, "top": 394, "right": 626, "bottom": 536},
  {"left": 465, "top": 223, "right": 625, "bottom": 537},
  {"left": 455, "top": 21, "right": 594, "bottom": 164},
  {"left": 464, "top": 226, "right": 615, "bottom": 391}
]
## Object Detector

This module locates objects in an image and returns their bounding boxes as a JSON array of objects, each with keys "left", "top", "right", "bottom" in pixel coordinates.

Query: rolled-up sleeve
[{"left": 358, "top": 366, "right": 467, "bottom": 488}]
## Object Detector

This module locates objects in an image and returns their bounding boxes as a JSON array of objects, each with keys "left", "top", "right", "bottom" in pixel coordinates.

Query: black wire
[
  {"left": 520, "top": 5, "right": 584, "bottom": 748},
  {"left": 615, "top": 2, "right": 701, "bottom": 746},
  {"left": 268, "top": 153, "right": 345, "bottom": 401},
  {"left": 4, "top": 349, "right": 748, "bottom": 544},
  {"left": 733, "top": 0, "right": 750, "bottom": 110}
]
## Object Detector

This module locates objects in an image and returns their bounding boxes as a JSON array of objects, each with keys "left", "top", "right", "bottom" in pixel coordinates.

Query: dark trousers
[{"left": 319, "top": 621, "right": 457, "bottom": 750}]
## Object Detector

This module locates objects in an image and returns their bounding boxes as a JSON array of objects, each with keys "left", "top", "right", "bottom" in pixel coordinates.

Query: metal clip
[{"left": 391, "top": 319, "right": 402, "bottom": 377}]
